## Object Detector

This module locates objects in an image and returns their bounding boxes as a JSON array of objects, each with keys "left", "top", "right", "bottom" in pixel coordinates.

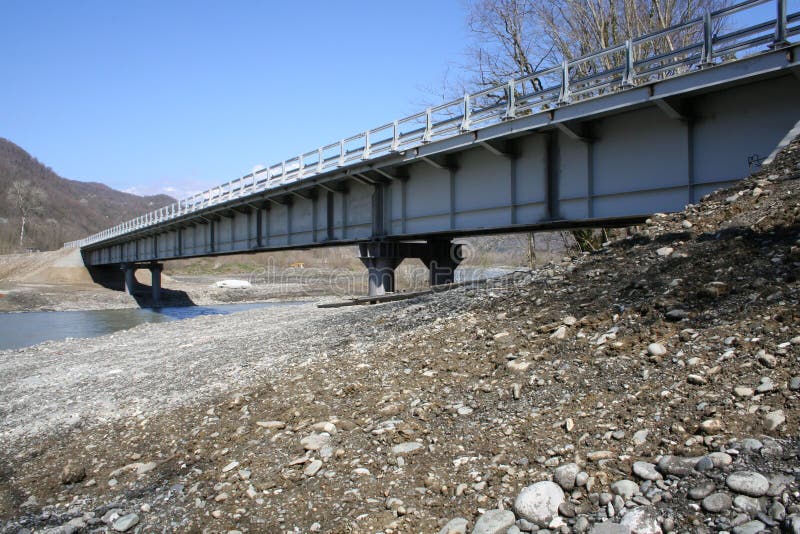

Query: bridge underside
[{"left": 82, "top": 47, "right": 800, "bottom": 297}]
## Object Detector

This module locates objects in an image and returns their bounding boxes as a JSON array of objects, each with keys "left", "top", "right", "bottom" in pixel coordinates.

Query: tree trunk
[{"left": 19, "top": 215, "right": 26, "bottom": 248}]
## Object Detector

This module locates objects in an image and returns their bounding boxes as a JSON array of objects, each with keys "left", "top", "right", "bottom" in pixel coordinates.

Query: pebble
[
  {"left": 665, "top": 309, "right": 689, "bottom": 321},
  {"left": 702, "top": 492, "right": 732, "bottom": 513},
  {"left": 656, "top": 247, "right": 674, "bottom": 257},
  {"left": 731, "top": 520, "right": 766, "bottom": 534},
  {"left": 756, "top": 377, "right": 775, "bottom": 393},
  {"left": 60, "top": 463, "right": 86, "bottom": 485},
  {"left": 657, "top": 456, "right": 699, "bottom": 477},
  {"left": 221, "top": 461, "right": 239, "bottom": 473},
  {"left": 647, "top": 343, "right": 666, "bottom": 356},
  {"left": 513, "top": 481, "right": 565, "bottom": 526},
  {"left": 688, "top": 374, "right": 707, "bottom": 385},
  {"left": 391, "top": 442, "right": 424, "bottom": 455},
  {"left": 688, "top": 481, "right": 716, "bottom": 500},
  {"left": 589, "top": 521, "right": 631, "bottom": 533},
  {"left": 694, "top": 456, "right": 714, "bottom": 472},
  {"left": 610, "top": 479, "right": 639, "bottom": 500},
  {"left": 707, "top": 452, "right": 733, "bottom": 467},
  {"left": 733, "top": 495, "right": 761, "bottom": 515},
  {"left": 304, "top": 460, "right": 323, "bottom": 477},
  {"left": 699, "top": 419, "right": 722, "bottom": 434},
  {"left": 734, "top": 386, "right": 754, "bottom": 397},
  {"left": 726, "top": 471, "right": 769, "bottom": 497},
  {"left": 438, "top": 518, "right": 467, "bottom": 534},
  {"left": 472, "top": 509, "right": 515, "bottom": 534},
  {"left": 111, "top": 513, "right": 139, "bottom": 532},
  {"left": 588, "top": 450, "right": 614, "bottom": 461},
  {"left": 632, "top": 429, "right": 649, "bottom": 446},
  {"left": 764, "top": 410, "right": 785, "bottom": 431},
  {"left": 633, "top": 461, "right": 662, "bottom": 481},
  {"left": 554, "top": 463, "right": 580, "bottom": 491},
  {"left": 619, "top": 506, "right": 662, "bottom": 534},
  {"left": 789, "top": 376, "right": 800, "bottom": 391}
]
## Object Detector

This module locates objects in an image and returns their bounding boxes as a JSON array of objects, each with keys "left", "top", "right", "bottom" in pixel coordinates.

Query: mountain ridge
[{"left": 0, "top": 137, "right": 175, "bottom": 252}]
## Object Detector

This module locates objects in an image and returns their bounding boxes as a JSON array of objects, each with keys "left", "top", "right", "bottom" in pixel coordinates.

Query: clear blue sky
[
  {"left": 0, "top": 0, "right": 466, "bottom": 198},
  {"left": 0, "top": 1, "right": 780, "bottom": 201}
]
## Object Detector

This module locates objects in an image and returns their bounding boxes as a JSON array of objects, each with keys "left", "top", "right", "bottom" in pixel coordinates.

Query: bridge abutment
[{"left": 358, "top": 239, "right": 463, "bottom": 297}]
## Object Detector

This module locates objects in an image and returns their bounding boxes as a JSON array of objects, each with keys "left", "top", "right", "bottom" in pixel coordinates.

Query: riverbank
[{"left": 1, "top": 136, "right": 799, "bottom": 533}]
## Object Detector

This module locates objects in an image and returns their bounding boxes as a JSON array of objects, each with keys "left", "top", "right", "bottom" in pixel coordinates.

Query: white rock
[
  {"left": 439, "top": 517, "right": 468, "bottom": 534},
  {"left": 632, "top": 462, "right": 662, "bottom": 481},
  {"left": 214, "top": 279, "right": 251, "bottom": 289},
  {"left": 112, "top": 513, "right": 139, "bottom": 532},
  {"left": 554, "top": 463, "right": 580, "bottom": 491},
  {"left": 764, "top": 410, "right": 785, "bottom": 431},
  {"left": 656, "top": 247, "right": 674, "bottom": 257},
  {"left": 391, "top": 442, "right": 423, "bottom": 455},
  {"left": 304, "top": 460, "right": 323, "bottom": 477},
  {"left": 221, "top": 461, "right": 240, "bottom": 473},
  {"left": 610, "top": 479, "right": 639, "bottom": 500},
  {"left": 513, "top": 481, "right": 565, "bottom": 527},
  {"left": 550, "top": 326, "right": 567, "bottom": 340},
  {"left": 472, "top": 509, "right": 515, "bottom": 534},
  {"left": 647, "top": 343, "right": 666, "bottom": 356},
  {"left": 620, "top": 507, "right": 662, "bottom": 534}
]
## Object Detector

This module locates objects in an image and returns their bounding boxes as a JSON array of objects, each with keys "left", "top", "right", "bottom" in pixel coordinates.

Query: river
[{"left": 0, "top": 302, "right": 304, "bottom": 351}]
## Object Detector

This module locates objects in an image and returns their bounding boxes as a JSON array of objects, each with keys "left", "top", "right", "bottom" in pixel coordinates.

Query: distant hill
[{"left": 0, "top": 138, "right": 175, "bottom": 253}]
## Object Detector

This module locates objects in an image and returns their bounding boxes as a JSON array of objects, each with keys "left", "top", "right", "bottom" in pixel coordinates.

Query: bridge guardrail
[{"left": 65, "top": 0, "right": 800, "bottom": 250}]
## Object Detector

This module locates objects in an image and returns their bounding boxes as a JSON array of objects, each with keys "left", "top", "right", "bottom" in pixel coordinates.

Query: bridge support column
[
  {"left": 121, "top": 263, "right": 137, "bottom": 295},
  {"left": 149, "top": 263, "right": 163, "bottom": 304},
  {"left": 421, "top": 238, "right": 463, "bottom": 286},
  {"left": 358, "top": 239, "right": 463, "bottom": 297}
]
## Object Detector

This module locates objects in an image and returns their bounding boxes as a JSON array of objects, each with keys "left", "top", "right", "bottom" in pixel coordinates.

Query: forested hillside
[{"left": 0, "top": 138, "right": 175, "bottom": 252}]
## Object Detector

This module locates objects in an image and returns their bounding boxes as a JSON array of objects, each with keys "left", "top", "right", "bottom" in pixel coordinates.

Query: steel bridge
[{"left": 68, "top": 0, "right": 800, "bottom": 298}]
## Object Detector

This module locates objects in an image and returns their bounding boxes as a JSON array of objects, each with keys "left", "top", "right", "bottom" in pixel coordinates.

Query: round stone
[
  {"left": 726, "top": 471, "right": 769, "bottom": 497},
  {"left": 513, "top": 481, "right": 565, "bottom": 527},
  {"left": 472, "top": 509, "right": 515, "bottom": 534},
  {"left": 554, "top": 463, "right": 580, "bottom": 491},
  {"left": 633, "top": 461, "right": 662, "bottom": 481},
  {"left": 702, "top": 492, "right": 732, "bottom": 513},
  {"left": 647, "top": 343, "right": 667, "bottom": 356},
  {"left": 610, "top": 479, "right": 639, "bottom": 500},
  {"left": 688, "top": 481, "right": 716, "bottom": 500},
  {"left": 620, "top": 506, "right": 662, "bottom": 534}
]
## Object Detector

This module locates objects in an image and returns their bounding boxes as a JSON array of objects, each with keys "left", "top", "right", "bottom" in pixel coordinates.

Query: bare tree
[
  {"left": 463, "top": 0, "right": 727, "bottom": 89},
  {"left": 6, "top": 180, "right": 46, "bottom": 248}
]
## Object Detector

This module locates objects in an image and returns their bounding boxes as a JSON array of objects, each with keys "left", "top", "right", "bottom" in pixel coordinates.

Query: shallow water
[{"left": 0, "top": 301, "right": 304, "bottom": 351}]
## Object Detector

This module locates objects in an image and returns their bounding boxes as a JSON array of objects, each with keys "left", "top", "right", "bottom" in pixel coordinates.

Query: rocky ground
[{"left": 1, "top": 136, "right": 799, "bottom": 534}]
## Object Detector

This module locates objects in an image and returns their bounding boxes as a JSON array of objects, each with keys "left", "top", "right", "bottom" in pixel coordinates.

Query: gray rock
[
  {"left": 789, "top": 376, "right": 800, "bottom": 391},
  {"left": 471, "top": 509, "right": 515, "bottom": 534},
  {"left": 707, "top": 452, "right": 733, "bottom": 468},
  {"left": 112, "top": 513, "right": 139, "bottom": 532},
  {"left": 633, "top": 462, "right": 662, "bottom": 481},
  {"left": 576, "top": 471, "right": 590, "bottom": 487},
  {"left": 620, "top": 507, "right": 662, "bottom": 534},
  {"left": 632, "top": 430, "right": 649, "bottom": 446},
  {"left": 769, "top": 502, "right": 785, "bottom": 522},
  {"left": 783, "top": 514, "right": 800, "bottom": 534},
  {"left": 738, "top": 438, "right": 763, "bottom": 452},
  {"left": 665, "top": 309, "right": 689, "bottom": 321},
  {"left": 694, "top": 456, "right": 714, "bottom": 472},
  {"left": 656, "top": 456, "right": 699, "bottom": 477},
  {"left": 702, "top": 493, "right": 732, "bottom": 513},
  {"left": 731, "top": 520, "right": 765, "bottom": 534},
  {"left": 304, "top": 459, "right": 323, "bottom": 477},
  {"left": 391, "top": 442, "right": 424, "bottom": 455},
  {"left": 756, "top": 377, "right": 775, "bottom": 394},
  {"left": 764, "top": 410, "right": 785, "bottom": 431},
  {"left": 610, "top": 480, "right": 639, "bottom": 500},
  {"left": 513, "top": 481, "right": 565, "bottom": 527},
  {"left": 574, "top": 516, "right": 591, "bottom": 533},
  {"left": 515, "top": 518, "right": 535, "bottom": 532},
  {"left": 589, "top": 522, "right": 631, "bottom": 534},
  {"left": 60, "top": 463, "right": 86, "bottom": 485},
  {"left": 733, "top": 495, "right": 761, "bottom": 516},
  {"left": 726, "top": 471, "right": 769, "bottom": 497},
  {"left": 439, "top": 517, "right": 468, "bottom": 534},
  {"left": 554, "top": 463, "right": 580, "bottom": 491},
  {"left": 688, "top": 481, "right": 716, "bottom": 500}
]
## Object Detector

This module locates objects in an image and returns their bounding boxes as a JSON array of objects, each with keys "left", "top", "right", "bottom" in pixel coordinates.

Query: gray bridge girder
[{"left": 82, "top": 46, "right": 800, "bottom": 296}]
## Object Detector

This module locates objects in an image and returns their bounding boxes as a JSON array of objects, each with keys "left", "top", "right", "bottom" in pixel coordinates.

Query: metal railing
[{"left": 65, "top": 0, "right": 799, "bottom": 249}]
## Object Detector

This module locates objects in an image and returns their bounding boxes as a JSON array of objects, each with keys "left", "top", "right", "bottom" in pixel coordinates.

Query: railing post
[
  {"left": 298, "top": 154, "right": 304, "bottom": 178},
  {"left": 362, "top": 130, "right": 371, "bottom": 160},
  {"left": 622, "top": 40, "right": 635, "bottom": 85},
  {"left": 317, "top": 147, "right": 323, "bottom": 173},
  {"left": 775, "top": 0, "right": 788, "bottom": 46},
  {"left": 339, "top": 140, "right": 345, "bottom": 166},
  {"left": 422, "top": 108, "right": 432, "bottom": 143},
  {"left": 702, "top": 11, "right": 713, "bottom": 65},
  {"left": 559, "top": 61, "right": 571, "bottom": 104},
  {"left": 391, "top": 120, "right": 399, "bottom": 151},
  {"left": 505, "top": 79, "right": 516, "bottom": 119},
  {"left": 460, "top": 93, "right": 471, "bottom": 131}
]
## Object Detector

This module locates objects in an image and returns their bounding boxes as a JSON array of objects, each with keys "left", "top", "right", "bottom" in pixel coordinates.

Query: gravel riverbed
[{"left": 1, "top": 137, "right": 799, "bottom": 533}]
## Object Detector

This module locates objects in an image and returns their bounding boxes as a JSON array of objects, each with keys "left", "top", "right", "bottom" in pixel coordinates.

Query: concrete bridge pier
[
  {"left": 358, "top": 239, "right": 463, "bottom": 297},
  {"left": 149, "top": 263, "right": 163, "bottom": 303},
  {"left": 121, "top": 263, "right": 137, "bottom": 295}
]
